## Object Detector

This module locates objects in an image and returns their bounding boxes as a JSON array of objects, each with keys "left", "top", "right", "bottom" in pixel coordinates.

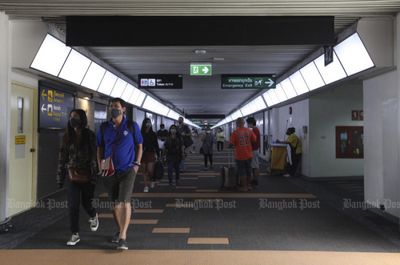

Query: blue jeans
[{"left": 168, "top": 161, "right": 180, "bottom": 183}]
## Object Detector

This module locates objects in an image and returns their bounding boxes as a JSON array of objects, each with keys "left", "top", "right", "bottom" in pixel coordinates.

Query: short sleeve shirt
[
  {"left": 96, "top": 117, "right": 143, "bottom": 172},
  {"left": 230, "top": 127, "right": 256, "bottom": 160}
]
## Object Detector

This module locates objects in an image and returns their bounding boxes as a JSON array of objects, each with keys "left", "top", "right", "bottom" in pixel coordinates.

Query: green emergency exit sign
[{"left": 190, "top": 63, "right": 212, "bottom": 76}]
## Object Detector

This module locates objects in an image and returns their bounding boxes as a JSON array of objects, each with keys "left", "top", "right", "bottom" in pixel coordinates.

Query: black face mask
[
  {"left": 111, "top": 108, "right": 122, "bottom": 119},
  {"left": 70, "top": 117, "right": 82, "bottom": 128}
]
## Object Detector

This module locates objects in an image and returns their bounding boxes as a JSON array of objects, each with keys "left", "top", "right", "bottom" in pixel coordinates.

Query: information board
[
  {"left": 139, "top": 74, "right": 183, "bottom": 89},
  {"left": 221, "top": 74, "right": 276, "bottom": 89},
  {"left": 39, "top": 82, "right": 74, "bottom": 130}
]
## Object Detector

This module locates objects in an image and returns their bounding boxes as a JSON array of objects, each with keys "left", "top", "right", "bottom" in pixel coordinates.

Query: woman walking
[
  {"left": 57, "top": 109, "right": 99, "bottom": 246},
  {"left": 201, "top": 129, "right": 214, "bottom": 169},
  {"left": 164, "top": 125, "right": 184, "bottom": 186},
  {"left": 141, "top": 118, "right": 160, "bottom": 192}
]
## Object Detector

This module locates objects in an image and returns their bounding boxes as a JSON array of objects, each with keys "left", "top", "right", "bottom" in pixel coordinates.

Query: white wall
[
  {"left": 0, "top": 12, "right": 11, "bottom": 221},
  {"left": 269, "top": 99, "right": 310, "bottom": 176},
  {"left": 309, "top": 82, "right": 364, "bottom": 178}
]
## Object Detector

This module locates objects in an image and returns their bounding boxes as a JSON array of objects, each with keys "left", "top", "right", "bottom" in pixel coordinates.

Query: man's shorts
[
  {"left": 235, "top": 159, "right": 252, "bottom": 178},
  {"left": 104, "top": 168, "right": 136, "bottom": 203},
  {"left": 251, "top": 150, "right": 260, "bottom": 169}
]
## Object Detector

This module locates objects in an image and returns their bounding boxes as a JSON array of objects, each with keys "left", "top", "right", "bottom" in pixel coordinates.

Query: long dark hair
[
  {"left": 168, "top": 124, "right": 181, "bottom": 138},
  {"left": 141, "top": 118, "right": 154, "bottom": 134},
  {"left": 63, "top": 109, "right": 89, "bottom": 147}
]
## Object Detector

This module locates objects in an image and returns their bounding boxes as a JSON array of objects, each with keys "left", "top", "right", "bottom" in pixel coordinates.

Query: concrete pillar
[{"left": 0, "top": 12, "right": 10, "bottom": 221}]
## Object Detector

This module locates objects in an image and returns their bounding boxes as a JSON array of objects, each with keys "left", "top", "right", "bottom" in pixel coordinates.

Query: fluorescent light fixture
[
  {"left": 226, "top": 115, "right": 233, "bottom": 123},
  {"left": 119, "top": 84, "right": 133, "bottom": 102},
  {"left": 167, "top": 110, "right": 180, "bottom": 120},
  {"left": 299, "top": 61, "right": 325, "bottom": 91},
  {"left": 280, "top": 78, "right": 297, "bottom": 99},
  {"left": 289, "top": 71, "right": 309, "bottom": 95},
  {"left": 129, "top": 87, "right": 146, "bottom": 107},
  {"left": 314, "top": 52, "right": 347, "bottom": 84},
  {"left": 231, "top": 110, "right": 243, "bottom": 120},
  {"left": 267, "top": 89, "right": 280, "bottom": 106},
  {"left": 98, "top": 71, "right": 117, "bottom": 95},
  {"left": 81, "top": 62, "right": 106, "bottom": 91},
  {"left": 262, "top": 91, "right": 274, "bottom": 107},
  {"left": 142, "top": 96, "right": 170, "bottom": 116},
  {"left": 58, "top": 49, "right": 91, "bottom": 84},
  {"left": 31, "top": 34, "right": 71, "bottom": 76},
  {"left": 274, "top": 84, "right": 288, "bottom": 103},
  {"left": 110, "top": 78, "right": 127, "bottom": 98},
  {"left": 334, "top": 33, "right": 374, "bottom": 76}
]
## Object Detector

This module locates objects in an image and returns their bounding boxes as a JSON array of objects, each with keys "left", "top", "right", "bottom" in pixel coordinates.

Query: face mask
[
  {"left": 170, "top": 129, "right": 177, "bottom": 134},
  {"left": 206, "top": 131, "right": 210, "bottom": 134},
  {"left": 111, "top": 108, "right": 122, "bottom": 119},
  {"left": 146, "top": 123, "right": 152, "bottom": 128},
  {"left": 70, "top": 117, "right": 82, "bottom": 128}
]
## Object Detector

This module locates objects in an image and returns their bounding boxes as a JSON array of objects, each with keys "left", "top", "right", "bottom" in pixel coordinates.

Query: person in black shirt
[
  {"left": 57, "top": 109, "right": 99, "bottom": 246},
  {"left": 164, "top": 125, "right": 184, "bottom": 186},
  {"left": 157, "top": 123, "right": 169, "bottom": 163},
  {"left": 141, "top": 118, "right": 160, "bottom": 192}
]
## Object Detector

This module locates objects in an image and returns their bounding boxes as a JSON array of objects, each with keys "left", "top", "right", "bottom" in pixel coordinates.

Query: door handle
[{"left": 30, "top": 148, "right": 36, "bottom": 153}]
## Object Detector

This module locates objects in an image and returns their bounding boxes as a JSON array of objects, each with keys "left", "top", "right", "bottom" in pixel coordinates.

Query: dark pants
[
  {"left": 168, "top": 161, "right": 180, "bottom": 183},
  {"left": 68, "top": 182, "right": 97, "bottom": 233},
  {"left": 217, "top": 141, "right": 224, "bottom": 151},
  {"left": 204, "top": 154, "right": 213, "bottom": 167},
  {"left": 289, "top": 154, "right": 302, "bottom": 177}
]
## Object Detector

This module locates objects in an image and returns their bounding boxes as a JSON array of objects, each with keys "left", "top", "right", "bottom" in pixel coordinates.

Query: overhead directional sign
[
  {"left": 190, "top": 63, "right": 212, "bottom": 76},
  {"left": 221, "top": 74, "right": 276, "bottom": 89},
  {"left": 139, "top": 74, "right": 183, "bottom": 89}
]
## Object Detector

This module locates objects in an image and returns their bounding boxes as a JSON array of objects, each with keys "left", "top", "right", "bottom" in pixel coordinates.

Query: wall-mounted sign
[
  {"left": 39, "top": 82, "right": 74, "bottom": 130},
  {"left": 190, "top": 63, "right": 212, "bottom": 76},
  {"left": 351, "top": 110, "right": 363, "bottom": 121},
  {"left": 138, "top": 74, "right": 183, "bottom": 89},
  {"left": 221, "top": 74, "right": 276, "bottom": 89},
  {"left": 15, "top": 135, "right": 26, "bottom": 145}
]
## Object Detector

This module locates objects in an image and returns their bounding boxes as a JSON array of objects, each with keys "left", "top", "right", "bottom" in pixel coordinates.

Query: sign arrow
[
  {"left": 41, "top": 104, "right": 47, "bottom": 113},
  {"left": 265, "top": 78, "right": 275, "bottom": 87},
  {"left": 202, "top": 66, "right": 209, "bottom": 74}
]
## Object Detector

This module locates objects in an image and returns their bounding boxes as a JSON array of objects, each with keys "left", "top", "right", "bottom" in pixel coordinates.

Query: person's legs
[
  {"left": 174, "top": 161, "right": 180, "bottom": 182},
  {"left": 204, "top": 154, "right": 208, "bottom": 168},
  {"left": 68, "top": 182, "right": 81, "bottom": 234},
  {"left": 245, "top": 159, "right": 253, "bottom": 191},
  {"left": 251, "top": 151, "right": 260, "bottom": 185},
  {"left": 81, "top": 183, "right": 96, "bottom": 217},
  {"left": 167, "top": 161, "right": 174, "bottom": 184},
  {"left": 236, "top": 160, "right": 247, "bottom": 192},
  {"left": 115, "top": 170, "right": 136, "bottom": 247},
  {"left": 209, "top": 154, "right": 213, "bottom": 168}
]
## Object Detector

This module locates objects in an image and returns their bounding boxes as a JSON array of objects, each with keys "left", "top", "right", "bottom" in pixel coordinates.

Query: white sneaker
[
  {"left": 143, "top": 186, "right": 149, "bottom": 192},
  {"left": 283, "top": 174, "right": 291, "bottom": 178},
  {"left": 67, "top": 233, "right": 80, "bottom": 246},
  {"left": 89, "top": 213, "right": 99, "bottom": 232},
  {"left": 150, "top": 182, "right": 155, "bottom": 188}
]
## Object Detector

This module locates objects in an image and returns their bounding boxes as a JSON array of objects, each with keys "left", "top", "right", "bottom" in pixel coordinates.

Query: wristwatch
[{"left": 134, "top": 161, "right": 141, "bottom": 166}]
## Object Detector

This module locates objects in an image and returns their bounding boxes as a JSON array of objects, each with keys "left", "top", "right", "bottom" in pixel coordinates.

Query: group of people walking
[{"left": 56, "top": 97, "right": 300, "bottom": 250}]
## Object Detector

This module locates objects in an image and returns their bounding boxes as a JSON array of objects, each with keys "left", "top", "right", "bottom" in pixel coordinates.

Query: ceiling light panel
[
  {"left": 58, "top": 49, "right": 91, "bottom": 84},
  {"left": 299, "top": 61, "right": 325, "bottom": 91},
  {"left": 110, "top": 78, "right": 128, "bottom": 98},
  {"left": 81, "top": 62, "right": 106, "bottom": 91},
  {"left": 31, "top": 34, "right": 71, "bottom": 76},
  {"left": 289, "top": 71, "right": 309, "bottom": 95},
  {"left": 314, "top": 52, "right": 347, "bottom": 84},
  {"left": 334, "top": 33, "right": 374, "bottom": 76},
  {"left": 98, "top": 71, "right": 117, "bottom": 95}
]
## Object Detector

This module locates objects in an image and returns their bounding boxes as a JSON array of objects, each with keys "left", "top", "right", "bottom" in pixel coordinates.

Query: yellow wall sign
[{"left": 15, "top": 135, "right": 26, "bottom": 145}]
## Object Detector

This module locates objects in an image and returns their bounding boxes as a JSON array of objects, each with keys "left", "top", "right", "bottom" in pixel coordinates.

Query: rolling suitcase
[{"left": 220, "top": 150, "right": 238, "bottom": 191}]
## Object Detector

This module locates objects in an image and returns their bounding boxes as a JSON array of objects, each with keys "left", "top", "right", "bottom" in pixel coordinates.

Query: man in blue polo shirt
[{"left": 96, "top": 97, "right": 143, "bottom": 250}]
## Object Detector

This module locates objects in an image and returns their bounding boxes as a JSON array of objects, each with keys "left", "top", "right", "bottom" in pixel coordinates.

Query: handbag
[
  {"left": 68, "top": 168, "right": 91, "bottom": 184},
  {"left": 100, "top": 156, "right": 115, "bottom": 177}
]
